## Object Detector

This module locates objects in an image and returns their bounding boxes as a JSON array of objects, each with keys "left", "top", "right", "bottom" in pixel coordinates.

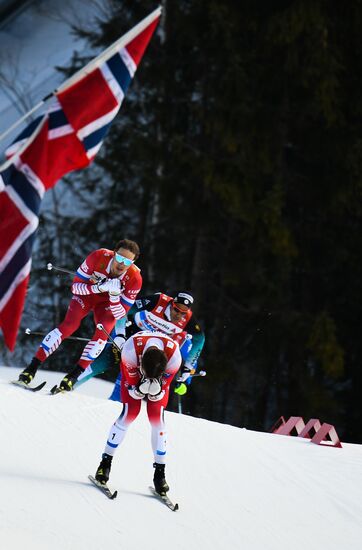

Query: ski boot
[
  {"left": 95, "top": 453, "right": 113, "bottom": 484},
  {"left": 59, "top": 365, "right": 84, "bottom": 392},
  {"left": 153, "top": 462, "right": 169, "bottom": 495},
  {"left": 18, "top": 358, "right": 41, "bottom": 385}
]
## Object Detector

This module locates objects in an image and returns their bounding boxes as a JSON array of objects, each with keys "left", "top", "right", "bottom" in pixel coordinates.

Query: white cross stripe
[
  {"left": 78, "top": 106, "right": 120, "bottom": 140},
  {"left": 120, "top": 48, "right": 137, "bottom": 77},
  {"left": 48, "top": 125, "right": 74, "bottom": 140},
  {"left": 86, "top": 142, "right": 103, "bottom": 160},
  {"left": 13, "top": 156, "right": 45, "bottom": 198},
  {"left": 100, "top": 63, "right": 125, "bottom": 104}
]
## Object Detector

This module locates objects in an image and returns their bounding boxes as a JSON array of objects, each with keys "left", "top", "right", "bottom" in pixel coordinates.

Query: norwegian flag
[{"left": 0, "top": 10, "right": 160, "bottom": 351}]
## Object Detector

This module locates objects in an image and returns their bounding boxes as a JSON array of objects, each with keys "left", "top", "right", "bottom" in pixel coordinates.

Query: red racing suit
[
  {"left": 103, "top": 331, "right": 182, "bottom": 464},
  {"left": 35, "top": 248, "right": 142, "bottom": 369},
  {"left": 133, "top": 293, "right": 192, "bottom": 346}
]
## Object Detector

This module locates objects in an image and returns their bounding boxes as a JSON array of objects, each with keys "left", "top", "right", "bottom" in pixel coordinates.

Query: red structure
[{"left": 271, "top": 416, "right": 342, "bottom": 448}]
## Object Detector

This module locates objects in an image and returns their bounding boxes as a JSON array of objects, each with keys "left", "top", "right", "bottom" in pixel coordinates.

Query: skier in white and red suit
[
  {"left": 18, "top": 239, "right": 142, "bottom": 391},
  {"left": 127, "top": 291, "right": 205, "bottom": 377},
  {"left": 94, "top": 330, "right": 182, "bottom": 495}
]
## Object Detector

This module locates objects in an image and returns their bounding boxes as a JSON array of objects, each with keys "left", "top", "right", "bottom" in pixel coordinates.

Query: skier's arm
[
  {"left": 71, "top": 279, "right": 111, "bottom": 295},
  {"left": 71, "top": 251, "right": 110, "bottom": 295},
  {"left": 184, "top": 331, "right": 205, "bottom": 370},
  {"left": 183, "top": 315, "right": 205, "bottom": 370},
  {"left": 120, "top": 339, "right": 141, "bottom": 386},
  {"left": 176, "top": 316, "right": 205, "bottom": 388}
]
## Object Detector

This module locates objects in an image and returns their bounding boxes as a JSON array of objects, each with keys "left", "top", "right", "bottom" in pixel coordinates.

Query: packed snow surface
[{"left": 0, "top": 367, "right": 361, "bottom": 550}]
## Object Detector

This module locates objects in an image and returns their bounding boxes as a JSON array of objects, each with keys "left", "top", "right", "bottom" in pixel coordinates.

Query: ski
[
  {"left": 149, "top": 486, "right": 179, "bottom": 511},
  {"left": 11, "top": 380, "right": 47, "bottom": 392},
  {"left": 88, "top": 475, "right": 118, "bottom": 500}
]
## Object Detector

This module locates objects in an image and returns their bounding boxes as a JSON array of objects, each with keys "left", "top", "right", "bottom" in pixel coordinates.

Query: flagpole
[
  {"left": 57, "top": 6, "right": 162, "bottom": 93},
  {"left": 0, "top": 93, "right": 53, "bottom": 145},
  {"left": 0, "top": 114, "right": 48, "bottom": 171},
  {"left": 0, "top": 6, "right": 162, "bottom": 146}
]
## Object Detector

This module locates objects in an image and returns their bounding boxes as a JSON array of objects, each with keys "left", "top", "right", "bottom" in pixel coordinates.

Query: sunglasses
[
  {"left": 172, "top": 303, "right": 189, "bottom": 315},
  {"left": 114, "top": 252, "right": 134, "bottom": 267}
]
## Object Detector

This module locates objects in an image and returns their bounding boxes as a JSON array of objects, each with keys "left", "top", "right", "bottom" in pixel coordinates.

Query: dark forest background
[{"left": 3, "top": 0, "right": 362, "bottom": 443}]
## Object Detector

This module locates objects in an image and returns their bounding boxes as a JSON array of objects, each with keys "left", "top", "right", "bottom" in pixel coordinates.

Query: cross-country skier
[
  {"left": 18, "top": 239, "right": 142, "bottom": 391},
  {"left": 123, "top": 291, "right": 205, "bottom": 392},
  {"left": 79, "top": 291, "right": 205, "bottom": 396},
  {"left": 94, "top": 330, "right": 182, "bottom": 494}
]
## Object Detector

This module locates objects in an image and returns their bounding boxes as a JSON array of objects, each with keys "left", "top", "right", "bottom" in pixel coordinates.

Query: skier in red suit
[
  {"left": 94, "top": 330, "right": 182, "bottom": 495},
  {"left": 18, "top": 239, "right": 142, "bottom": 391}
]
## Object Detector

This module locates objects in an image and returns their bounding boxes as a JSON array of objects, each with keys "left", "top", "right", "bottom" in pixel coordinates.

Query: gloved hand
[
  {"left": 108, "top": 279, "right": 122, "bottom": 296},
  {"left": 128, "top": 385, "right": 145, "bottom": 400},
  {"left": 138, "top": 377, "right": 162, "bottom": 396},
  {"left": 176, "top": 366, "right": 193, "bottom": 383},
  {"left": 148, "top": 390, "right": 165, "bottom": 402},
  {"left": 96, "top": 278, "right": 111, "bottom": 293},
  {"left": 148, "top": 378, "right": 162, "bottom": 396}
]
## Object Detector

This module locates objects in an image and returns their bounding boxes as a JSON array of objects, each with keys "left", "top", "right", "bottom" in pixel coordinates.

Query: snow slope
[{"left": 0, "top": 367, "right": 361, "bottom": 550}]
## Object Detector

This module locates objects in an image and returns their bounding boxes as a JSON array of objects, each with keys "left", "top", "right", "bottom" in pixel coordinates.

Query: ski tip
[
  {"left": 11, "top": 380, "right": 47, "bottom": 392},
  {"left": 88, "top": 474, "right": 118, "bottom": 500},
  {"left": 149, "top": 486, "right": 179, "bottom": 511}
]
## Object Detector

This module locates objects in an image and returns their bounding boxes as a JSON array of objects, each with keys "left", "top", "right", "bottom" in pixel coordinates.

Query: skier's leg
[
  {"left": 147, "top": 399, "right": 170, "bottom": 493},
  {"left": 103, "top": 400, "right": 142, "bottom": 456},
  {"left": 95, "top": 386, "right": 141, "bottom": 483},
  {"left": 58, "top": 305, "right": 115, "bottom": 391},
  {"left": 75, "top": 345, "right": 115, "bottom": 387},
  {"left": 76, "top": 318, "right": 126, "bottom": 388},
  {"left": 147, "top": 400, "right": 167, "bottom": 464},
  {"left": 19, "top": 297, "right": 90, "bottom": 384},
  {"left": 76, "top": 304, "right": 116, "bottom": 370}
]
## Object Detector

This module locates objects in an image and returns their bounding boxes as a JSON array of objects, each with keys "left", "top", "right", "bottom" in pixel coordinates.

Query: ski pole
[
  {"left": 190, "top": 370, "right": 207, "bottom": 378},
  {"left": 25, "top": 328, "right": 112, "bottom": 344},
  {"left": 47, "top": 262, "right": 106, "bottom": 284},
  {"left": 46, "top": 262, "right": 76, "bottom": 277},
  {"left": 176, "top": 370, "right": 207, "bottom": 382},
  {"left": 96, "top": 323, "right": 124, "bottom": 353}
]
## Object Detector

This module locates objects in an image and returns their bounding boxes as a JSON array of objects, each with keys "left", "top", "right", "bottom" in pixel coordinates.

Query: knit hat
[{"left": 174, "top": 292, "right": 194, "bottom": 307}]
